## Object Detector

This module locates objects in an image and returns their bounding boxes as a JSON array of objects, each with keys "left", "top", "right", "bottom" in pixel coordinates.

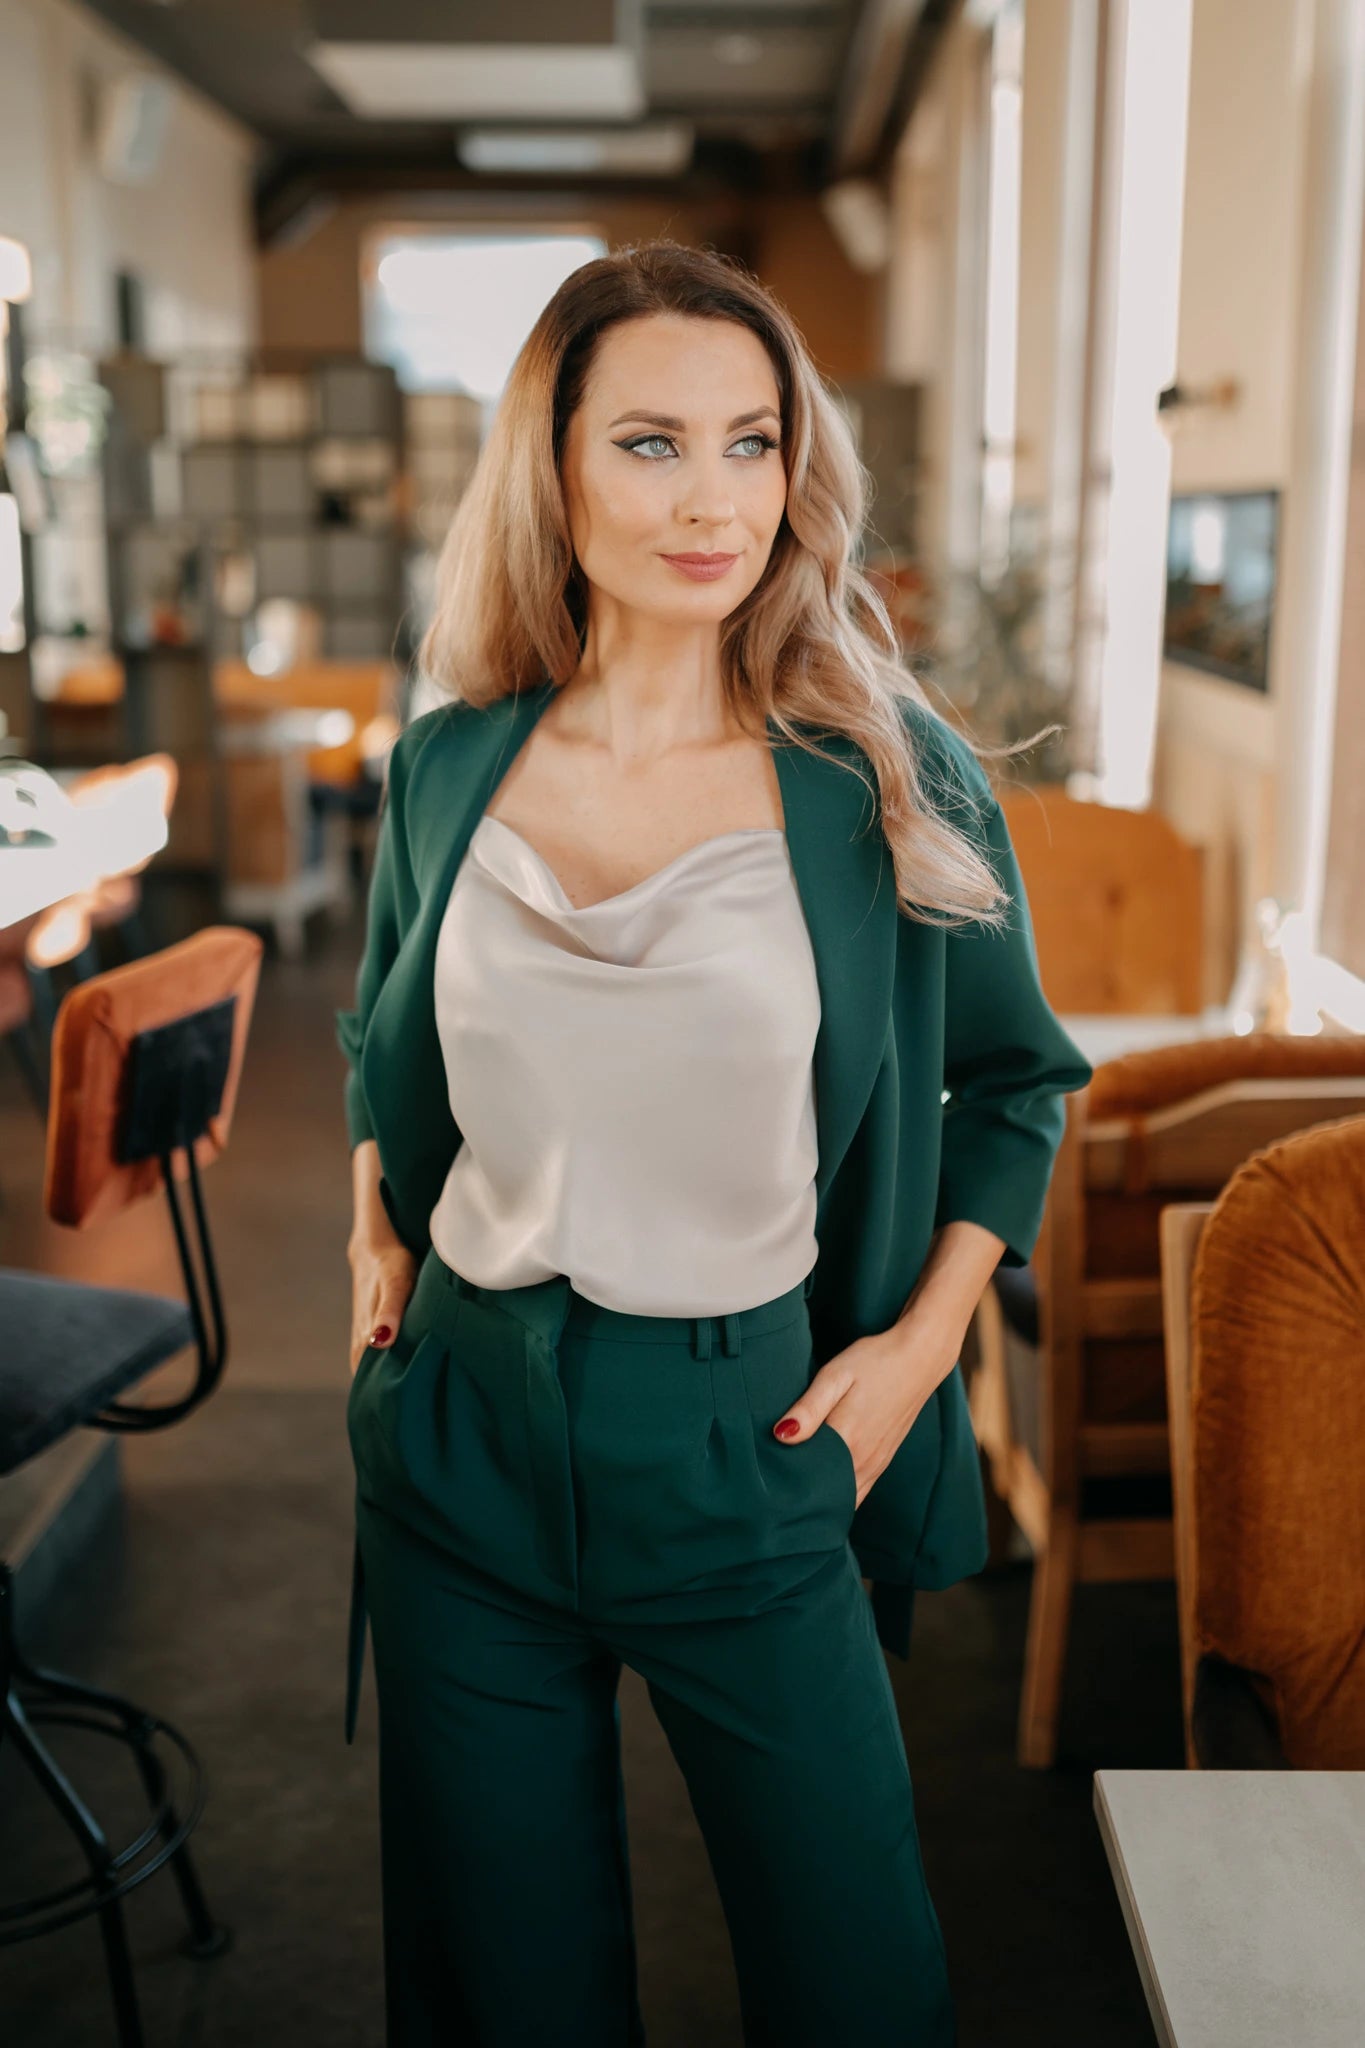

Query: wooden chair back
[
  {"left": 214, "top": 659, "right": 398, "bottom": 785},
  {"left": 44, "top": 926, "right": 263, "bottom": 1229},
  {"left": 979, "top": 1028, "right": 1365, "bottom": 1765},
  {"left": 1157, "top": 1198, "right": 1209, "bottom": 1765},
  {"left": 999, "top": 788, "right": 1204, "bottom": 1014},
  {"left": 1040, "top": 1051, "right": 1365, "bottom": 1517}
]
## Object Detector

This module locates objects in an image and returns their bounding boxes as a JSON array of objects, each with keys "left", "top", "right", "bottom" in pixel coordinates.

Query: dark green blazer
[{"left": 336, "top": 676, "right": 1093, "bottom": 1657}]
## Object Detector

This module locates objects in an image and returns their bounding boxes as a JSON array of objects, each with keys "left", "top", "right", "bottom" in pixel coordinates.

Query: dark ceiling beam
[
  {"left": 866, "top": 0, "right": 958, "bottom": 178},
  {"left": 253, "top": 136, "right": 820, "bottom": 249},
  {"left": 823, "top": 0, "right": 954, "bottom": 184}
]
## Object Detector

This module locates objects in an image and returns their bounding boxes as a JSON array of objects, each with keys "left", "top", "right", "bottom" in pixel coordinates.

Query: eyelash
[{"left": 616, "top": 432, "right": 780, "bottom": 461}]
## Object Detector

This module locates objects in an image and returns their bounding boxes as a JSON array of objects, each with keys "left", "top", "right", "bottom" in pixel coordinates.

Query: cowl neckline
[{"left": 471, "top": 813, "right": 787, "bottom": 920}]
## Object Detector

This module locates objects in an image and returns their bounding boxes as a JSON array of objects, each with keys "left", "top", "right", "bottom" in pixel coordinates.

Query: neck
[{"left": 561, "top": 609, "right": 737, "bottom": 756}]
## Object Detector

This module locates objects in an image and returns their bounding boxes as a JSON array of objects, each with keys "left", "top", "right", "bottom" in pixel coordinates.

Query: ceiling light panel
[
  {"left": 307, "top": 42, "right": 646, "bottom": 120},
  {"left": 458, "top": 124, "right": 694, "bottom": 174}
]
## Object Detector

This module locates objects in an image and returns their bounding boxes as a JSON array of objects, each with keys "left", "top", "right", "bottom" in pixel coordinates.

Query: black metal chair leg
[
  {"left": 3, "top": 1688, "right": 147, "bottom": 2048},
  {"left": 7, "top": 1658, "right": 231, "bottom": 1958},
  {"left": 95, "top": 1891, "right": 147, "bottom": 2048},
  {"left": 125, "top": 1721, "right": 230, "bottom": 1959}
]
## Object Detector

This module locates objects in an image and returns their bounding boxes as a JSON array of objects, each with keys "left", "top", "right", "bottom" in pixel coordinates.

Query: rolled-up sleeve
[{"left": 929, "top": 746, "right": 1094, "bottom": 1269}]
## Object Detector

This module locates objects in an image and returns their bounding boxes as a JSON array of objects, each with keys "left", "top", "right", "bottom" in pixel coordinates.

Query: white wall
[
  {"left": 0, "top": 0, "right": 257, "bottom": 354},
  {"left": 1012, "top": 0, "right": 1071, "bottom": 516},
  {"left": 884, "top": 8, "right": 985, "bottom": 579},
  {"left": 1153, "top": 0, "right": 1318, "bottom": 998},
  {"left": 0, "top": 0, "right": 257, "bottom": 638}
]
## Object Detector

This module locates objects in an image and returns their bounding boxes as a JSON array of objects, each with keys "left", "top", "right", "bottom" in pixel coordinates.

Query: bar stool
[{"left": 0, "top": 924, "right": 264, "bottom": 2046}]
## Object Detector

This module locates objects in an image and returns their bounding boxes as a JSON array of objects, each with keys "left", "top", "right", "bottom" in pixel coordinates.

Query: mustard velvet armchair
[{"left": 1160, "top": 1113, "right": 1365, "bottom": 1770}]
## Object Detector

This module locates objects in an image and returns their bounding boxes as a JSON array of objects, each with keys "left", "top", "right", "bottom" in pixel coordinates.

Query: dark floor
[{"left": 0, "top": 903, "right": 1179, "bottom": 2046}]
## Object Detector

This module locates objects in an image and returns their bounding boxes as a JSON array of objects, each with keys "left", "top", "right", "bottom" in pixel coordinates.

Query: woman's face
[{"left": 560, "top": 312, "right": 788, "bottom": 625}]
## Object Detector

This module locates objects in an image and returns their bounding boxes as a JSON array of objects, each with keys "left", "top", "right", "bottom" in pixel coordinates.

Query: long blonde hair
[{"left": 418, "top": 238, "right": 1051, "bottom": 929}]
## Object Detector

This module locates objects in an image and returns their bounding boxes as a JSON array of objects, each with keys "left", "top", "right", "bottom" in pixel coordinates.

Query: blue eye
[
  {"left": 622, "top": 434, "right": 674, "bottom": 459},
  {"left": 615, "top": 432, "right": 780, "bottom": 460}
]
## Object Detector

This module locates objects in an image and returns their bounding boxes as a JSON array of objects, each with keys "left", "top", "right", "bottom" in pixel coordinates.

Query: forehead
[{"left": 581, "top": 313, "right": 780, "bottom": 414}]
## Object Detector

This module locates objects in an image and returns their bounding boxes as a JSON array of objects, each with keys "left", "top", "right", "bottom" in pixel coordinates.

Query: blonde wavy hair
[{"left": 418, "top": 238, "right": 1053, "bottom": 929}]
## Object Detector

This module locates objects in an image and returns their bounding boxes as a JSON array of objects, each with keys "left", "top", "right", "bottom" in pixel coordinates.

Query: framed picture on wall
[{"left": 1163, "top": 487, "right": 1279, "bottom": 692}]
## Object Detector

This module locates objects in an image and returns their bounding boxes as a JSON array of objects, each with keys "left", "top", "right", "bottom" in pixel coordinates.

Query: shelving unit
[
  {"left": 100, "top": 351, "right": 407, "bottom": 667},
  {"left": 84, "top": 351, "right": 411, "bottom": 942}
]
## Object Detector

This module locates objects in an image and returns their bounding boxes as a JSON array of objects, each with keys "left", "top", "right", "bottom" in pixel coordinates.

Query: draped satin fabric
[{"left": 427, "top": 813, "right": 822, "bottom": 1317}]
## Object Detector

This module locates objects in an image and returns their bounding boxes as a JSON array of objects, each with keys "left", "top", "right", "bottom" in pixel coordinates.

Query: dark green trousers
[{"left": 346, "top": 1245, "right": 956, "bottom": 2047}]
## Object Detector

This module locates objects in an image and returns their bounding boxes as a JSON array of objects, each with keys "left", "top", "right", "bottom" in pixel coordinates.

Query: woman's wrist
[
  {"left": 888, "top": 1219, "right": 1006, "bottom": 1373},
  {"left": 349, "top": 1139, "right": 400, "bottom": 1260}
]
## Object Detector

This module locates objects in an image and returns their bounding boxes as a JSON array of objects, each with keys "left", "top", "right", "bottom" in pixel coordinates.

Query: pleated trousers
[{"left": 345, "top": 1243, "right": 956, "bottom": 2047}]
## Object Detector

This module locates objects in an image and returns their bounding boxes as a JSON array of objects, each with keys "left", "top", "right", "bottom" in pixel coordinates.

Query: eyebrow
[{"left": 607, "top": 407, "right": 781, "bottom": 432}]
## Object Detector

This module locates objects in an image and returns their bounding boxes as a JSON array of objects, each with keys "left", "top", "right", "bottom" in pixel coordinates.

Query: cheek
[
  {"left": 731, "top": 477, "right": 786, "bottom": 568},
  {"left": 570, "top": 462, "right": 661, "bottom": 562},
  {"left": 753, "top": 464, "right": 788, "bottom": 535}
]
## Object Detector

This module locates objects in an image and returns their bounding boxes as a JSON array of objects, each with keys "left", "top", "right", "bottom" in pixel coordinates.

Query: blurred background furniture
[
  {"left": 1094, "top": 1769, "right": 1365, "bottom": 2048},
  {"left": 0, "top": 924, "right": 262, "bottom": 2047},
  {"left": 1160, "top": 1114, "right": 1365, "bottom": 1771},
  {"left": 217, "top": 702, "right": 355, "bottom": 958},
  {"left": 215, "top": 654, "right": 400, "bottom": 905},
  {"left": 998, "top": 790, "right": 1206, "bottom": 1016},
  {"left": 0, "top": 911, "right": 46, "bottom": 1116},
  {"left": 39, "top": 752, "right": 178, "bottom": 965},
  {"left": 969, "top": 1034, "right": 1365, "bottom": 1767},
  {"left": 28, "top": 654, "right": 400, "bottom": 952}
]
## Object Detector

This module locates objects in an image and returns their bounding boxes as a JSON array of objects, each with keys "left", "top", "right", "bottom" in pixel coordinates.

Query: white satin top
[{"left": 427, "top": 812, "right": 821, "bottom": 1316}]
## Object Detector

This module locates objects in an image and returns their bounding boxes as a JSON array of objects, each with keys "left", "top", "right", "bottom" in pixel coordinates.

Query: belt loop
[
  {"left": 692, "top": 1315, "right": 713, "bottom": 1361},
  {"left": 802, "top": 1265, "right": 816, "bottom": 1300},
  {"left": 720, "top": 1311, "right": 741, "bottom": 1356}
]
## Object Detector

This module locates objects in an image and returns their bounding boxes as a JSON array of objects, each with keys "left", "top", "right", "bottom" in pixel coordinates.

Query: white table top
[
  {"left": 1094, "top": 1768, "right": 1365, "bottom": 2048},
  {"left": 0, "top": 762, "right": 167, "bottom": 928}
]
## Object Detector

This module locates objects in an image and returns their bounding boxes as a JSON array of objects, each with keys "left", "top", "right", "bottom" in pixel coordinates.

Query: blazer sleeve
[
  {"left": 923, "top": 721, "right": 1095, "bottom": 1269},
  {"left": 334, "top": 730, "right": 418, "bottom": 1152}
]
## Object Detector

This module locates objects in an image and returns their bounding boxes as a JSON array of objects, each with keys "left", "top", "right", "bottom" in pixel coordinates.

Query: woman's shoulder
[
  {"left": 389, "top": 691, "right": 509, "bottom": 792},
  {"left": 895, "top": 694, "right": 999, "bottom": 823}
]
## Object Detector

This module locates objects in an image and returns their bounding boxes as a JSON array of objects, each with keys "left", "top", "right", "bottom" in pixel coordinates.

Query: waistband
[{"left": 407, "top": 1243, "right": 814, "bottom": 1354}]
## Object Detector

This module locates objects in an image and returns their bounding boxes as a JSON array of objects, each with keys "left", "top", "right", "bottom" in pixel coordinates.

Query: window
[{"left": 362, "top": 231, "right": 608, "bottom": 401}]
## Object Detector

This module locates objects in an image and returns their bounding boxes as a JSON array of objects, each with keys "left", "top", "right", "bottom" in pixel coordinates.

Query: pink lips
[{"left": 660, "top": 552, "right": 739, "bottom": 582}]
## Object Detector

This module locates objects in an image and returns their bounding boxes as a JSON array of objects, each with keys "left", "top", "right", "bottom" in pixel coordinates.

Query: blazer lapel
[
  {"left": 365, "top": 681, "right": 897, "bottom": 1249},
  {"left": 361, "top": 682, "right": 558, "bottom": 1247},
  {"left": 768, "top": 721, "right": 898, "bottom": 1214}
]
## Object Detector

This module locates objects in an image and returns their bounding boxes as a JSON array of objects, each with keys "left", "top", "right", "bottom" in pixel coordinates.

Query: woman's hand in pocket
[
  {"left": 347, "top": 1139, "right": 418, "bottom": 1375},
  {"left": 348, "top": 1228, "right": 418, "bottom": 1376}
]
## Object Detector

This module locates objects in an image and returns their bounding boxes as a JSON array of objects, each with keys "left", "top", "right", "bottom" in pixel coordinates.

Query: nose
[{"left": 678, "top": 455, "right": 737, "bottom": 533}]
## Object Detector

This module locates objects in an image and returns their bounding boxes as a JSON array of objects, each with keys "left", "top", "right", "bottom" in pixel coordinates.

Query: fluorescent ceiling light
[
  {"left": 308, "top": 42, "right": 645, "bottom": 120},
  {"left": 458, "top": 125, "right": 693, "bottom": 175}
]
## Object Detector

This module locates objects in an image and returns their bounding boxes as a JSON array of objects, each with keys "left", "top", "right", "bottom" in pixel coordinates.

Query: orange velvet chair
[
  {"left": 0, "top": 926, "right": 262, "bottom": 2042},
  {"left": 1160, "top": 1114, "right": 1365, "bottom": 1768}
]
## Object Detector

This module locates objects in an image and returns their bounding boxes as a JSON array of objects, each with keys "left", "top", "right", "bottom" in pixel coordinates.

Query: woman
[{"left": 338, "top": 241, "right": 1092, "bottom": 2047}]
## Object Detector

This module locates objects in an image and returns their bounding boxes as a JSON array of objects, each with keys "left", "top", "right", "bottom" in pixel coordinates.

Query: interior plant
[{"left": 872, "top": 542, "right": 1082, "bottom": 787}]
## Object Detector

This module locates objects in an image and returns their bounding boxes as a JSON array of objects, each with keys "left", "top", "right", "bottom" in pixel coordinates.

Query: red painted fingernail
[
  {"left": 773, "top": 1418, "right": 800, "bottom": 1440},
  {"left": 371, "top": 1325, "right": 392, "bottom": 1345}
]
